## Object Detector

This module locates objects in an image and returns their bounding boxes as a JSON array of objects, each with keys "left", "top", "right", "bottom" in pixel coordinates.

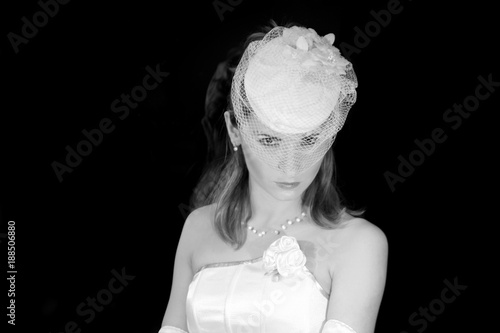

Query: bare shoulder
[
  {"left": 183, "top": 204, "right": 216, "bottom": 242},
  {"left": 185, "top": 204, "right": 215, "bottom": 228},
  {"left": 332, "top": 213, "right": 388, "bottom": 266},
  {"left": 179, "top": 204, "right": 216, "bottom": 258},
  {"left": 341, "top": 214, "right": 387, "bottom": 247},
  {"left": 311, "top": 212, "right": 387, "bottom": 268}
]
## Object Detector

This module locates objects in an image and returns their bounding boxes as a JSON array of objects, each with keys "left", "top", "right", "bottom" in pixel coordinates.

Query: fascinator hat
[{"left": 231, "top": 25, "right": 358, "bottom": 175}]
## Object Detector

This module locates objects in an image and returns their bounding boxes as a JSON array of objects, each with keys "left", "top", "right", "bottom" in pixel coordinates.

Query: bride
[{"left": 159, "top": 23, "right": 388, "bottom": 333}]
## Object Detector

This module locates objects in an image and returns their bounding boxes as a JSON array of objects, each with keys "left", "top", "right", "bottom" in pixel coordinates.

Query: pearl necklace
[{"left": 242, "top": 212, "right": 307, "bottom": 237}]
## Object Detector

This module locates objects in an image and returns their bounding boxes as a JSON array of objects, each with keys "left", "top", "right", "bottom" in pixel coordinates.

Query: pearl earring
[{"left": 233, "top": 145, "right": 238, "bottom": 151}]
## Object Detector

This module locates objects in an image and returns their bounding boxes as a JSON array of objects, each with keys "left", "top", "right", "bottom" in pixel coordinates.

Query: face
[
  {"left": 241, "top": 136, "right": 323, "bottom": 201},
  {"left": 225, "top": 111, "right": 326, "bottom": 201}
]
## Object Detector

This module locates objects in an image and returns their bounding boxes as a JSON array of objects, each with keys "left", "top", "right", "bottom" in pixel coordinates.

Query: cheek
[
  {"left": 294, "top": 161, "right": 321, "bottom": 191},
  {"left": 307, "top": 159, "right": 323, "bottom": 180},
  {"left": 242, "top": 145, "right": 270, "bottom": 181}
]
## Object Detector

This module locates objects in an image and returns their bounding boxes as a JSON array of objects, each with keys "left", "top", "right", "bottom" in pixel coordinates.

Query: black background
[{"left": 1, "top": 0, "right": 497, "bottom": 332}]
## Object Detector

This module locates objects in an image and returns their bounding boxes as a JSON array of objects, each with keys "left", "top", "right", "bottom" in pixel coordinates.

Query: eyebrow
[
  {"left": 254, "top": 131, "right": 279, "bottom": 137},
  {"left": 253, "top": 131, "right": 320, "bottom": 139}
]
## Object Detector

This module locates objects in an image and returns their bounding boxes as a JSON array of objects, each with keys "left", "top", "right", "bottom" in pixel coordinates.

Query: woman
[{"left": 160, "top": 23, "right": 388, "bottom": 333}]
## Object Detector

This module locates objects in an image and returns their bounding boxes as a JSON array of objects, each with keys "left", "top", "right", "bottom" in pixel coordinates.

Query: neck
[{"left": 247, "top": 180, "right": 307, "bottom": 230}]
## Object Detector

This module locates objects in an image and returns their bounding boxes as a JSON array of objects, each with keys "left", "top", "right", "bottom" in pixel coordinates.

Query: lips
[{"left": 275, "top": 182, "right": 301, "bottom": 189}]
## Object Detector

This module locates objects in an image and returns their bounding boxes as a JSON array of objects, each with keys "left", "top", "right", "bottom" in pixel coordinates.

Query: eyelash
[
  {"left": 301, "top": 136, "right": 318, "bottom": 147},
  {"left": 257, "top": 136, "right": 319, "bottom": 147},
  {"left": 258, "top": 137, "right": 281, "bottom": 147}
]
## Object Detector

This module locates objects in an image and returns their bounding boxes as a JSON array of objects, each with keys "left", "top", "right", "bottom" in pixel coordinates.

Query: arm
[
  {"left": 322, "top": 219, "right": 389, "bottom": 333},
  {"left": 159, "top": 209, "right": 201, "bottom": 333}
]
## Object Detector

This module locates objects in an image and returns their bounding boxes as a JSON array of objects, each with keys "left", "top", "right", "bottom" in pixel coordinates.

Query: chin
[{"left": 268, "top": 185, "right": 305, "bottom": 201}]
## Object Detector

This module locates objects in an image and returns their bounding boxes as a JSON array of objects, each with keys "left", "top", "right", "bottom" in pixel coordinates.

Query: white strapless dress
[{"left": 185, "top": 235, "right": 330, "bottom": 333}]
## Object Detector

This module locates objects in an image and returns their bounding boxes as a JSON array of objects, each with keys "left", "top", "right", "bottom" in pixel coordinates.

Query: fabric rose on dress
[
  {"left": 263, "top": 247, "right": 278, "bottom": 271},
  {"left": 263, "top": 236, "right": 307, "bottom": 282},
  {"left": 280, "top": 26, "right": 350, "bottom": 76},
  {"left": 276, "top": 248, "right": 307, "bottom": 277}
]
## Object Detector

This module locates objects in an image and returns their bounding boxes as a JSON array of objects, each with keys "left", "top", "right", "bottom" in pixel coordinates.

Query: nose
[{"left": 277, "top": 150, "right": 302, "bottom": 176}]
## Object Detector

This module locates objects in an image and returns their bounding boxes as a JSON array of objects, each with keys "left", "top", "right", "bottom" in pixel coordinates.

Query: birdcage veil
[{"left": 230, "top": 25, "right": 357, "bottom": 175}]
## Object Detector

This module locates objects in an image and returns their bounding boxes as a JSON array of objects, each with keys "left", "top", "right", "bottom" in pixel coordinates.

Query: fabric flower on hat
[
  {"left": 263, "top": 236, "right": 307, "bottom": 282},
  {"left": 281, "top": 26, "right": 350, "bottom": 76}
]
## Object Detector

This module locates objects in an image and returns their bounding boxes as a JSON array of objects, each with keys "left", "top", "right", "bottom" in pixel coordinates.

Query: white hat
[{"left": 231, "top": 26, "right": 357, "bottom": 175}]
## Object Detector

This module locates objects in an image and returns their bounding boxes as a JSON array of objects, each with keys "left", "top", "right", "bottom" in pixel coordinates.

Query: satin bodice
[{"left": 186, "top": 236, "right": 330, "bottom": 333}]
